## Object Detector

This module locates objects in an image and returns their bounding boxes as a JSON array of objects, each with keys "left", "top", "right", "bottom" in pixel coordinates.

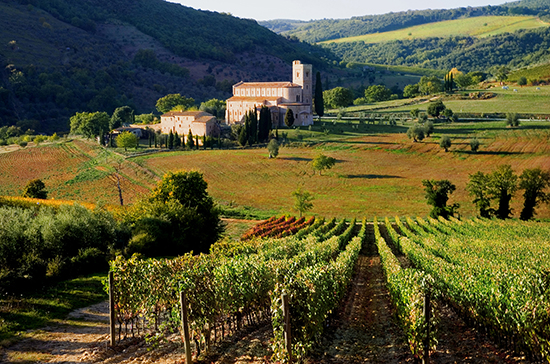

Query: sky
[{"left": 169, "top": 0, "right": 511, "bottom": 21}]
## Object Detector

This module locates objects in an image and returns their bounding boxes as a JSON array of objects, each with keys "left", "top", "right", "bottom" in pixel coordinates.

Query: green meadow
[
  {"left": 343, "top": 85, "right": 550, "bottom": 116},
  {"left": 322, "top": 16, "right": 549, "bottom": 44}
]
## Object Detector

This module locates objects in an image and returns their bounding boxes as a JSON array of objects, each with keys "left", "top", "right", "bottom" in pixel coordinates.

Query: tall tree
[
  {"left": 284, "top": 108, "right": 295, "bottom": 128},
  {"left": 364, "top": 84, "right": 392, "bottom": 102},
  {"left": 199, "top": 98, "right": 226, "bottom": 119},
  {"left": 168, "top": 130, "right": 174, "bottom": 149},
  {"left": 418, "top": 76, "right": 443, "bottom": 95},
  {"left": 489, "top": 164, "right": 518, "bottom": 219},
  {"left": 186, "top": 129, "right": 194, "bottom": 149},
  {"left": 258, "top": 106, "right": 271, "bottom": 142},
  {"left": 111, "top": 106, "right": 134, "bottom": 130},
  {"left": 439, "top": 135, "right": 451, "bottom": 152},
  {"left": 156, "top": 94, "right": 194, "bottom": 114},
  {"left": 22, "top": 179, "right": 47, "bottom": 199},
  {"left": 422, "top": 179, "right": 459, "bottom": 219},
  {"left": 519, "top": 168, "right": 550, "bottom": 220},
  {"left": 174, "top": 131, "right": 181, "bottom": 148},
  {"left": 292, "top": 188, "right": 314, "bottom": 218},
  {"left": 467, "top": 171, "right": 493, "bottom": 218},
  {"left": 69, "top": 111, "right": 109, "bottom": 140},
  {"left": 116, "top": 131, "right": 138, "bottom": 151},
  {"left": 312, "top": 154, "right": 336, "bottom": 175},
  {"left": 246, "top": 109, "right": 258, "bottom": 145},
  {"left": 314, "top": 71, "right": 324, "bottom": 118}
]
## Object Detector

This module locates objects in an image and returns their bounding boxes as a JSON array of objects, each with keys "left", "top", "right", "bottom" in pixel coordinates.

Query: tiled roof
[
  {"left": 195, "top": 116, "right": 216, "bottom": 123},
  {"left": 235, "top": 82, "right": 301, "bottom": 88},
  {"left": 161, "top": 111, "right": 212, "bottom": 118},
  {"left": 227, "top": 96, "right": 282, "bottom": 102}
]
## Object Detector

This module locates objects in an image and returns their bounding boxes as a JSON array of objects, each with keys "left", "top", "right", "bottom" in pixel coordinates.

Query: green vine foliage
[
  {"left": 107, "top": 217, "right": 364, "bottom": 361},
  {"left": 388, "top": 216, "right": 550, "bottom": 360}
]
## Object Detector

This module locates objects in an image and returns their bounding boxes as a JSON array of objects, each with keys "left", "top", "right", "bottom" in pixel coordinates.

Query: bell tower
[{"left": 292, "top": 60, "right": 313, "bottom": 106}]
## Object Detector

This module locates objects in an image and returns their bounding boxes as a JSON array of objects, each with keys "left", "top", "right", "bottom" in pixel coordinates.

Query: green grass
[
  {"left": 322, "top": 16, "right": 549, "bottom": 44},
  {"left": 0, "top": 273, "right": 107, "bottom": 345},
  {"left": 346, "top": 85, "right": 550, "bottom": 116},
  {"left": 508, "top": 63, "right": 550, "bottom": 82}
]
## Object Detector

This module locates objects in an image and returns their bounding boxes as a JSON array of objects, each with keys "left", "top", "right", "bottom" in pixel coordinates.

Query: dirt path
[
  {"left": 1, "top": 301, "right": 111, "bottom": 364},
  {"left": 308, "top": 224, "right": 412, "bottom": 363}
]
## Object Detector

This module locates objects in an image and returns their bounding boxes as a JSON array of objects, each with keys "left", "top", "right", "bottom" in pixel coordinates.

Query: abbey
[{"left": 225, "top": 60, "right": 314, "bottom": 127}]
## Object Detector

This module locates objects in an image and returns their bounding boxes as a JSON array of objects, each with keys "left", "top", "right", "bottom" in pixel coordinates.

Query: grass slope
[
  {"left": 0, "top": 139, "right": 156, "bottom": 205},
  {"left": 348, "top": 84, "right": 550, "bottom": 115},
  {"left": 322, "top": 16, "right": 549, "bottom": 44},
  {"left": 1, "top": 120, "right": 549, "bottom": 220}
]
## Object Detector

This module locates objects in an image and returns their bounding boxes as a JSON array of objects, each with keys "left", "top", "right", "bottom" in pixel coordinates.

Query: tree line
[
  {"left": 1, "top": 170, "right": 224, "bottom": 293},
  {"left": 423, "top": 164, "right": 550, "bottom": 221},
  {"left": 322, "top": 27, "right": 550, "bottom": 73},
  {"left": 278, "top": 3, "right": 549, "bottom": 43}
]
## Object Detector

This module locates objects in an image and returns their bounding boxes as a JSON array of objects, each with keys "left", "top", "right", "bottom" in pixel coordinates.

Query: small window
[
  {"left": 296, "top": 95, "right": 300, "bottom": 102},
  {"left": 306, "top": 72, "right": 309, "bottom": 78}
]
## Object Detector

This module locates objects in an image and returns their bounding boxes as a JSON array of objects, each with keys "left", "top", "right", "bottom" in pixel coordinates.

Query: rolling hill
[
  {"left": 321, "top": 16, "right": 549, "bottom": 44},
  {"left": 0, "top": 0, "right": 332, "bottom": 133}
]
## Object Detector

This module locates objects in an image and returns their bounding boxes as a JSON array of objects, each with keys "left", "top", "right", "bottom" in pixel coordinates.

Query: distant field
[
  {"left": 1, "top": 124, "right": 549, "bottom": 220},
  {"left": 346, "top": 85, "right": 550, "bottom": 116},
  {"left": 132, "top": 122, "right": 550, "bottom": 220},
  {"left": 322, "top": 16, "right": 549, "bottom": 44},
  {"left": 508, "top": 63, "right": 550, "bottom": 82},
  {"left": 0, "top": 139, "right": 155, "bottom": 205}
]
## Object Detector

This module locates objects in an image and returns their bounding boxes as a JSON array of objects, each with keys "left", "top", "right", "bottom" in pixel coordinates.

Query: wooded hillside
[{"left": 0, "top": 0, "right": 331, "bottom": 133}]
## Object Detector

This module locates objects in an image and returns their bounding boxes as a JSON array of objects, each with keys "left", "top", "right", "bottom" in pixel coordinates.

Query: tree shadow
[
  {"left": 279, "top": 157, "right": 312, "bottom": 162},
  {"left": 342, "top": 174, "right": 403, "bottom": 179},
  {"left": 456, "top": 150, "right": 522, "bottom": 156}
]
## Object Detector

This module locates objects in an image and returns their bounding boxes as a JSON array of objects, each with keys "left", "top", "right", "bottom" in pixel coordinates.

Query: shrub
[
  {"left": 470, "top": 138, "right": 480, "bottom": 152},
  {"left": 506, "top": 113, "right": 520, "bottom": 127}
]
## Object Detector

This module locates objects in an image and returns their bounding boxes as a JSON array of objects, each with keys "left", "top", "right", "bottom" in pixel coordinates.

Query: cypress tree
[
  {"left": 284, "top": 108, "right": 295, "bottom": 127},
  {"left": 314, "top": 71, "right": 324, "bottom": 118},
  {"left": 247, "top": 109, "right": 258, "bottom": 145},
  {"left": 186, "top": 129, "right": 194, "bottom": 149},
  {"left": 168, "top": 130, "right": 174, "bottom": 149},
  {"left": 258, "top": 106, "right": 271, "bottom": 142},
  {"left": 195, "top": 135, "right": 199, "bottom": 150},
  {"left": 238, "top": 125, "right": 247, "bottom": 146},
  {"left": 174, "top": 131, "right": 181, "bottom": 148}
]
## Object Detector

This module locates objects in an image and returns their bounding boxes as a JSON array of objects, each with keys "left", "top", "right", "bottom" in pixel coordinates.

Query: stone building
[
  {"left": 160, "top": 111, "right": 219, "bottom": 139},
  {"left": 225, "top": 60, "right": 313, "bottom": 127}
]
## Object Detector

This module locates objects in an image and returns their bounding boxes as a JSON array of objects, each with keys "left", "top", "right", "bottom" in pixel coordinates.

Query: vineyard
[{"left": 107, "top": 215, "right": 550, "bottom": 362}]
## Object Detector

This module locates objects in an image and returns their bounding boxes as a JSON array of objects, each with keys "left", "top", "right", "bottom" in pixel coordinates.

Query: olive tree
[{"left": 312, "top": 154, "right": 336, "bottom": 175}]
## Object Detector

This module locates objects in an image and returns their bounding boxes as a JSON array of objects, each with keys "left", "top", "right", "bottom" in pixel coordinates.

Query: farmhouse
[
  {"left": 225, "top": 60, "right": 314, "bottom": 127},
  {"left": 160, "top": 110, "right": 219, "bottom": 138}
]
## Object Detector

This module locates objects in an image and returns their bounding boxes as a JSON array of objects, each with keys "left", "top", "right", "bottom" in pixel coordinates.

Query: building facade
[
  {"left": 225, "top": 60, "right": 313, "bottom": 127},
  {"left": 160, "top": 111, "right": 219, "bottom": 139}
]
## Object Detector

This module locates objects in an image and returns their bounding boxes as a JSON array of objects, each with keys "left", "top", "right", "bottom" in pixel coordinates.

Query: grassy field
[
  {"left": 508, "top": 62, "right": 550, "bottom": 82},
  {"left": 321, "top": 16, "right": 549, "bottom": 44},
  {"left": 131, "top": 121, "right": 550, "bottom": 220},
  {"left": 0, "top": 139, "right": 156, "bottom": 206},
  {"left": 1, "top": 120, "right": 549, "bottom": 220},
  {"left": 343, "top": 84, "right": 550, "bottom": 116}
]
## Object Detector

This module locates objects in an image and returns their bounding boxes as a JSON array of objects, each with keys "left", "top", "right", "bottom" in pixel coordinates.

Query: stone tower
[{"left": 292, "top": 60, "right": 313, "bottom": 106}]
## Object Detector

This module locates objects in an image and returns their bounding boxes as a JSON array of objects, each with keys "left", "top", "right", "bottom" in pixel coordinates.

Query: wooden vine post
[
  {"left": 422, "top": 290, "right": 431, "bottom": 364},
  {"left": 282, "top": 293, "right": 292, "bottom": 363},
  {"left": 109, "top": 271, "right": 116, "bottom": 347},
  {"left": 180, "top": 290, "right": 193, "bottom": 364}
]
